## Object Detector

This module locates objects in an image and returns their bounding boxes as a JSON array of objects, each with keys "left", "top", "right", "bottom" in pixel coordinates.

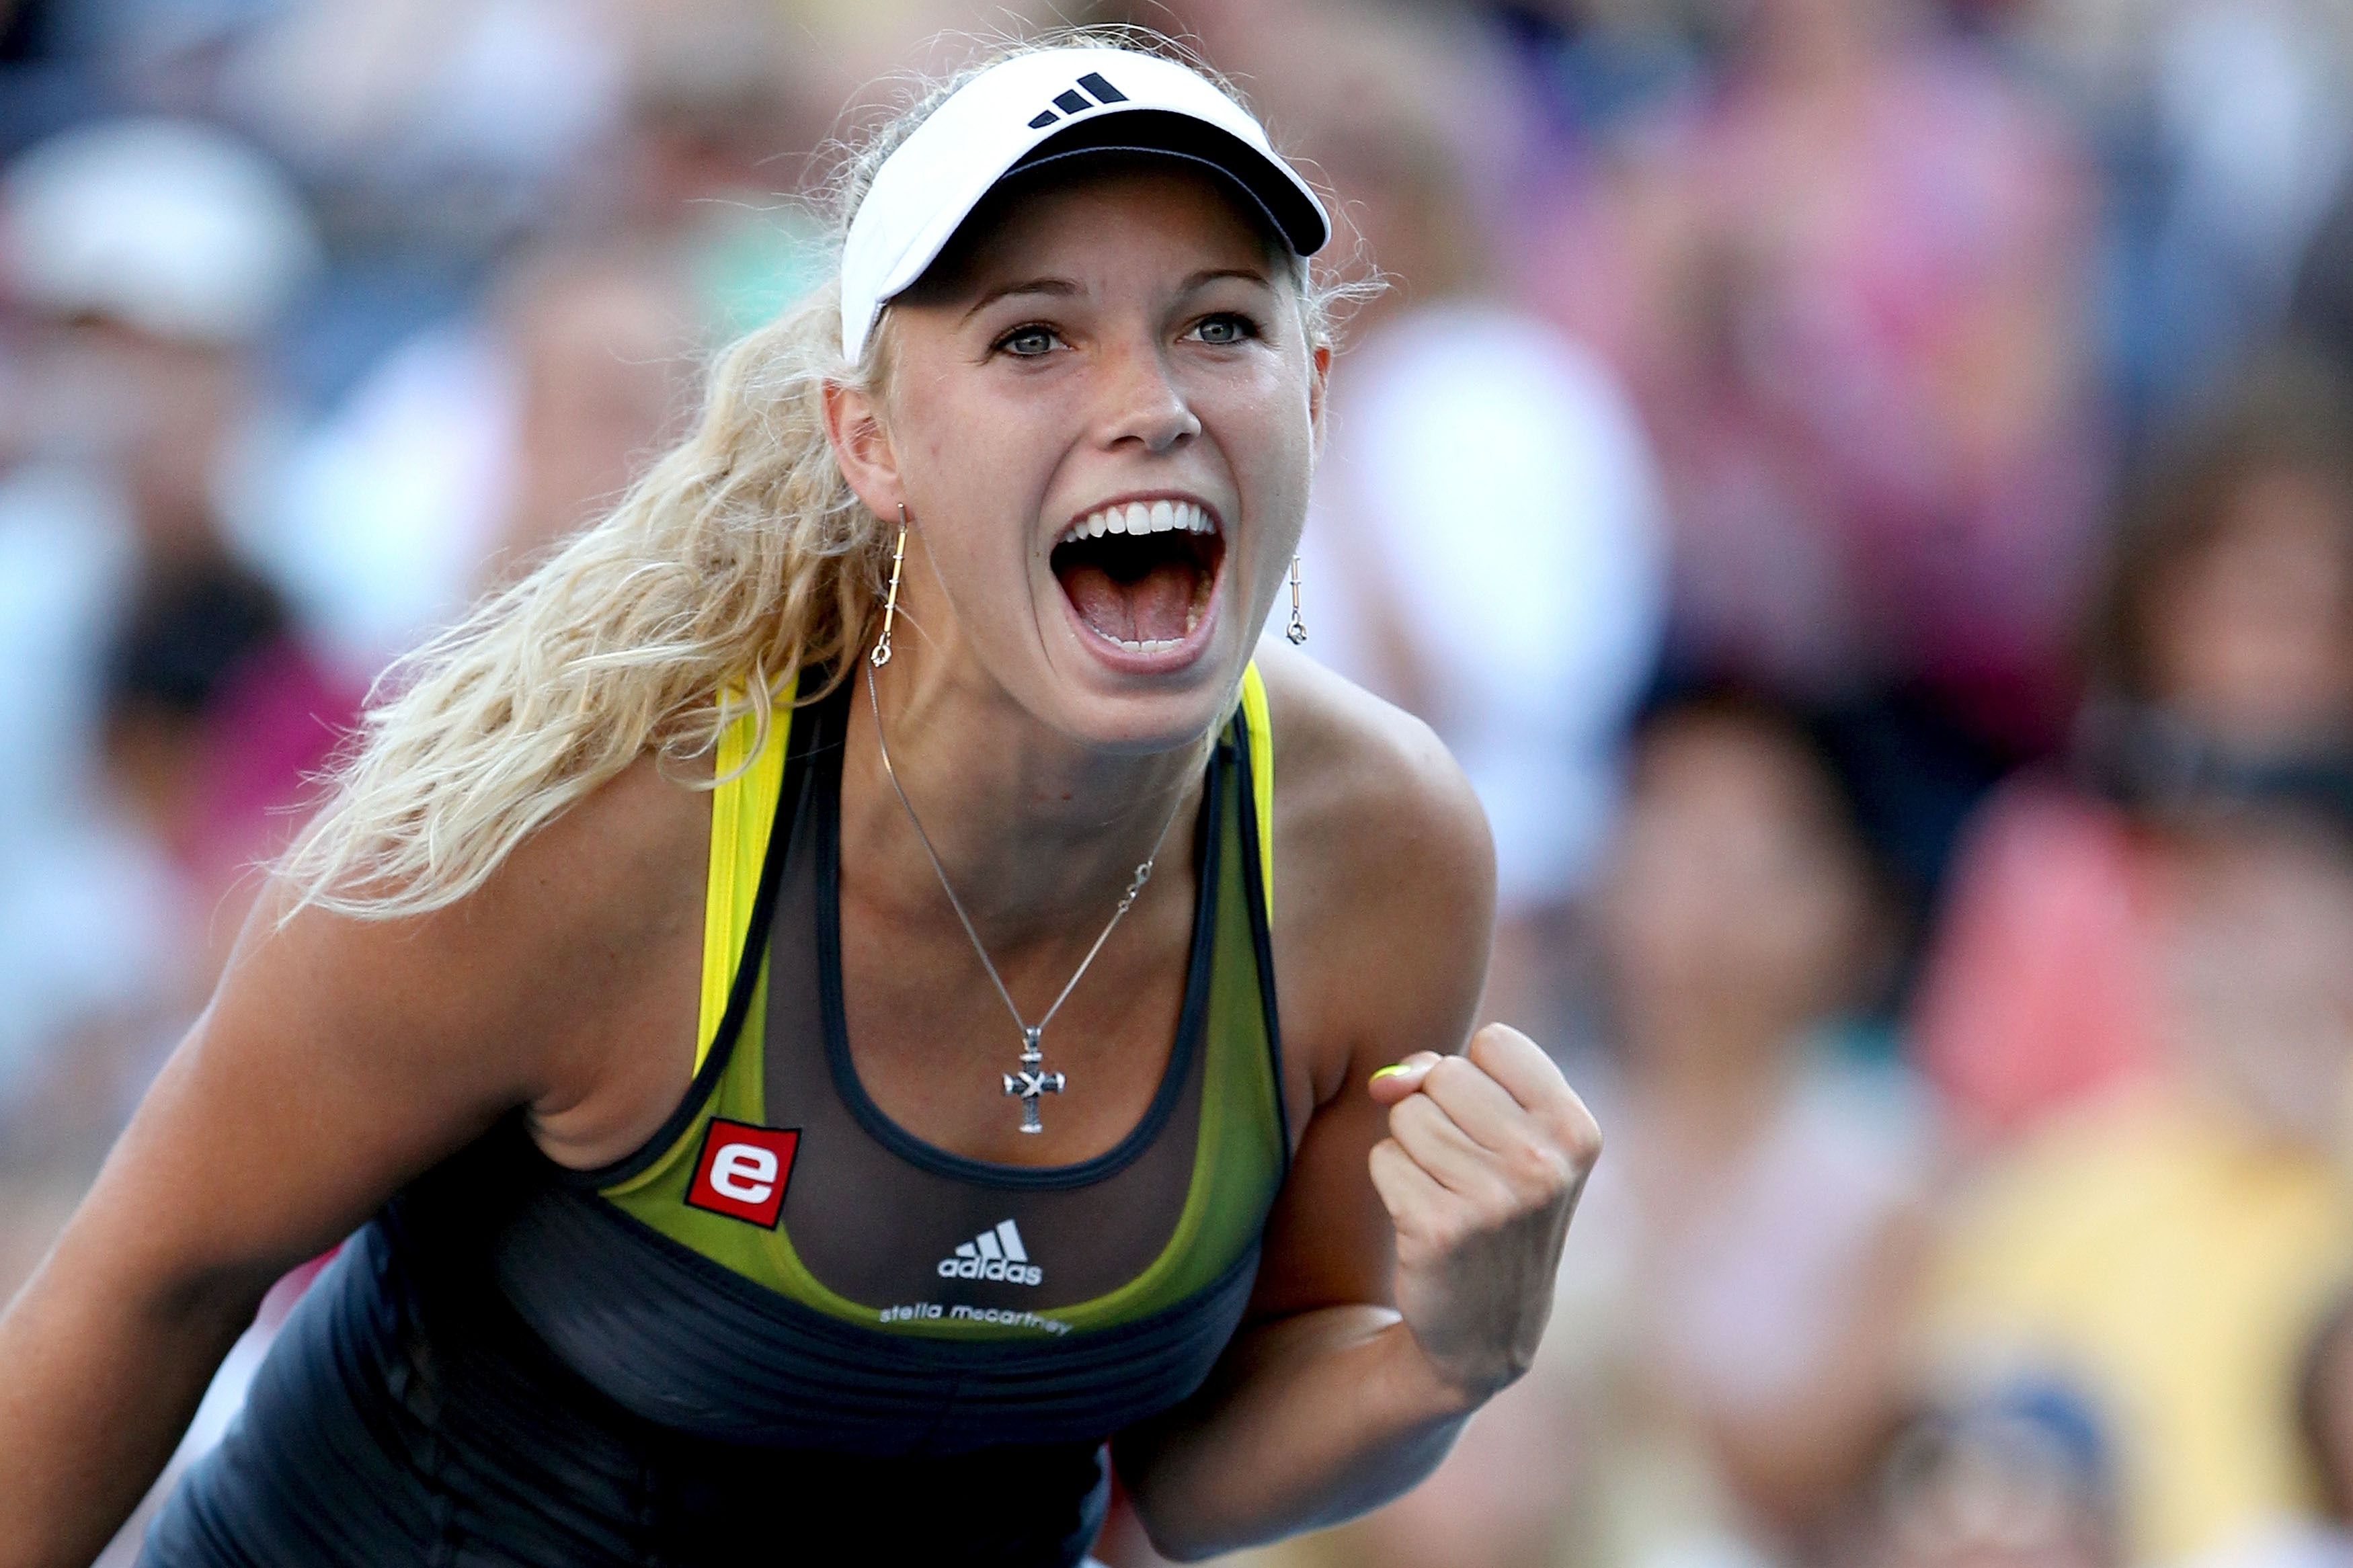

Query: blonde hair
[{"left": 280, "top": 26, "right": 1341, "bottom": 921}]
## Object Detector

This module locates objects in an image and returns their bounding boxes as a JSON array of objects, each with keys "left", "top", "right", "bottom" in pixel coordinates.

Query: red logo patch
[{"left": 684, "top": 1120, "right": 799, "bottom": 1228}]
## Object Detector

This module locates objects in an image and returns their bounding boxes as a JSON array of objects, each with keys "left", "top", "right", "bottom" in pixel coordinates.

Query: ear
[{"left": 823, "top": 377, "right": 902, "bottom": 519}]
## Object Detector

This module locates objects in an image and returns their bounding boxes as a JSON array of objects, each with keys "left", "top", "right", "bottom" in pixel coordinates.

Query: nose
[{"left": 1096, "top": 333, "right": 1200, "bottom": 454}]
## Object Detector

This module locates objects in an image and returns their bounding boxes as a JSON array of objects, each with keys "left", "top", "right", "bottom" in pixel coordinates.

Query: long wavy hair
[{"left": 278, "top": 27, "right": 1343, "bottom": 921}]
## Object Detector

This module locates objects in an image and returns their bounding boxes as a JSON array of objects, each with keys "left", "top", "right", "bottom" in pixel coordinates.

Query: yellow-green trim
[
  {"left": 696, "top": 704, "right": 789, "bottom": 1076},
  {"left": 1240, "top": 662, "right": 1273, "bottom": 920}
]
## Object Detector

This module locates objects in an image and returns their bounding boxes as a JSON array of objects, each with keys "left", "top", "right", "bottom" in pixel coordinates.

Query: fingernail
[{"left": 1370, "top": 1064, "right": 1412, "bottom": 1083}]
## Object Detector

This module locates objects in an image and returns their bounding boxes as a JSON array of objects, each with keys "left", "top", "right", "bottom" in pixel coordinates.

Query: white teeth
[
  {"left": 1058, "top": 500, "right": 1221, "bottom": 544},
  {"left": 1115, "top": 636, "right": 1182, "bottom": 653}
]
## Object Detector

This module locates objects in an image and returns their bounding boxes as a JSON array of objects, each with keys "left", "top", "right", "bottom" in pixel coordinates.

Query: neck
[{"left": 839, "top": 630, "right": 1213, "bottom": 956}]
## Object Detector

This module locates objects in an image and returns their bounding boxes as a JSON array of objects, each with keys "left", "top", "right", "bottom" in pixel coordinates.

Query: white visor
[{"left": 840, "top": 47, "right": 1329, "bottom": 364}]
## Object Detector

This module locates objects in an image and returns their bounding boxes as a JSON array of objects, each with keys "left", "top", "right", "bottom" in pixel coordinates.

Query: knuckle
[
  {"left": 1424, "top": 1055, "right": 1472, "bottom": 1094},
  {"left": 1387, "top": 1095, "right": 1432, "bottom": 1137},
  {"left": 1468, "top": 1022, "right": 1523, "bottom": 1060},
  {"left": 1561, "top": 1112, "right": 1603, "bottom": 1167},
  {"left": 1506, "top": 1139, "right": 1573, "bottom": 1196},
  {"left": 1542, "top": 1100, "right": 1603, "bottom": 1166}
]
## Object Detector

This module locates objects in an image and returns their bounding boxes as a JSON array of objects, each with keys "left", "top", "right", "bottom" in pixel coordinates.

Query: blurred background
[{"left": 8, "top": 0, "right": 2353, "bottom": 1563}]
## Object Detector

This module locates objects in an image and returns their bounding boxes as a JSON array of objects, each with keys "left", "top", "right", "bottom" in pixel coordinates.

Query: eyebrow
[
  {"left": 959, "top": 277, "right": 1078, "bottom": 325},
  {"left": 1183, "top": 267, "right": 1275, "bottom": 292},
  {"left": 955, "top": 265, "right": 1277, "bottom": 325}
]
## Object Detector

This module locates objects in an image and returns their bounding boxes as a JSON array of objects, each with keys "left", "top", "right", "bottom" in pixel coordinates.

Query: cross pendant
[{"left": 1002, "top": 1026, "right": 1064, "bottom": 1134}]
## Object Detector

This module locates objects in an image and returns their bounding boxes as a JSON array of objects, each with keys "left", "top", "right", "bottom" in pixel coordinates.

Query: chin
[{"left": 1029, "top": 633, "right": 1250, "bottom": 756}]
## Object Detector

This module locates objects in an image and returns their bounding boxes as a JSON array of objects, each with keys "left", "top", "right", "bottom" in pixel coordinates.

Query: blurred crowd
[{"left": 8, "top": 0, "right": 2353, "bottom": 1565}]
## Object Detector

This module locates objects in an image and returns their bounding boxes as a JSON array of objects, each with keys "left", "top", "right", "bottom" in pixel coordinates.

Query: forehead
[
  {"left": 900, "top": 159, "right": 1285, "bottom": 307},
  {"left": 1634, "top": 714, "right": 1856, "bottom": 849}
]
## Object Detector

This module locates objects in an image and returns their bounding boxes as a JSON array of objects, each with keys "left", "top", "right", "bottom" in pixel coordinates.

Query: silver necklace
[{"left": 863, "top": 663, "right": 1190, "bottom": 1134}]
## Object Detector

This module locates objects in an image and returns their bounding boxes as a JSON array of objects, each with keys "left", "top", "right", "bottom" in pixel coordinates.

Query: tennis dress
[{"left": 142, "top": 666, "right": 1291, "bottom": 1568}]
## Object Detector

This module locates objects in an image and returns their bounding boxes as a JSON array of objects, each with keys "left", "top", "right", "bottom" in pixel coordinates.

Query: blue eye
[
  {"left": 1189, "top": 313, "right": 1259, "bottom": 345},
  {"left": 997, "top": 325, "right": 1060, "bottom": 357}
]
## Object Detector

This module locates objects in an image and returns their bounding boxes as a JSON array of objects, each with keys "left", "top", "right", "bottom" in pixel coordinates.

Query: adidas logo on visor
[
  {"left": 1027, "top": 71, "right": 1128, "bottom": 129},
  {"left": 838, "top": 46, "right": 1328, "bottom": 363},
  {"left": 937, "top": 1219, "right": 1043, "bottom": 1286}
]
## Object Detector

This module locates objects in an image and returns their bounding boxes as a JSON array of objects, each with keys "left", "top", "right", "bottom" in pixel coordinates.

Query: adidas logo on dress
[
  {"left": 1026, "top": 71, "right": 1128, "bottom": 130},
  {"left": 937, "top": 1220, "right": 1043, "bottom": 1286}
]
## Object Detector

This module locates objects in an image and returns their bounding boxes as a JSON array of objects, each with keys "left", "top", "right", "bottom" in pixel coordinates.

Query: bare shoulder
[
  {"left": 39, "top": 753, "right": 713, "bottom": 1310},
  {"left": 1254, "top": 643, "right": 1494, "bottom": 933},
  {"left": 1252, "top": 646, "right": 1495, "bottom": 1099},
  {"left": 217, "top": 751, "right": 709, "bottom": 1130}
]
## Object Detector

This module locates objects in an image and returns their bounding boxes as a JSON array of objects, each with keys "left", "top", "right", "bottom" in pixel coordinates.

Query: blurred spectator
[
  {"left": 1248, "top": 5, "right": 1667, "bottom": 1040},
  {"left": 231, "top": 4, "right": 803, "bottom": 677},
  {"left": 1849, "top": 1388, "right": 2122, "bottom": 1568},
  {"left": 1917, "top": 353, "right": 2353, "bottom": 1147},
  {"left": 1254, "top": 691, "right": 1928, "bottom": 1568},
  {"left": 210, "top": 0, "right": 647, "bottom": 415},
  {"left": 1518, "top": 0, "right": 2105, "bottom": 912},
  {"left": 250, "top": 235, "right": 702, "bottom": 677},
  {"left": 0, "top": 115, "right": 341, "bottom": 1147},
  {"left": 0, "top": 114, "right": 317, "bottom": 346},
  {"left": 218, "top": 0, "right": 625, "bottom": 242},
  {"left": 1571, "top": 691, "right": 1927, "bottom": 1561},
  {"left": 1925, "top": 801, "right": 2353, "bottom": 1567},
  {"left": 476, "top": 241, "right": 701, "bottom": 580},
  {"left": 606, "top": 0, "right": 832, "bottom": 339},
  {"left": 2005, "top": 0, "right": 2353, "bottom": 429}
]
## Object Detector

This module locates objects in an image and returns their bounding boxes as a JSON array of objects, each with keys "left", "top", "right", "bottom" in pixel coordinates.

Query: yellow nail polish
[{"left": 1370, "top": 1064, "right": 1410, "bottom": 1083}]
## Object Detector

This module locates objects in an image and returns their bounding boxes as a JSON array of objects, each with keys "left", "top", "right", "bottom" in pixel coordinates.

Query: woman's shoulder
[
  {"left": 376, "top": 749, "right": 710, "bottom": 981},
  {"left": 1252, "top": 645, "right": 1495, "bottom": 1080},
  {"left": 234, "top": 751, "right": 711, "bottom": 1137},
  {"left": 1254, "top": 644, "right": 1491, "bottom": 885}
]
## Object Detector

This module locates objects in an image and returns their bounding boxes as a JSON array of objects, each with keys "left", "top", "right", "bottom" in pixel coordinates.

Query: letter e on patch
[{"left": 685, "top": 1119, "right": 799, "bottom": 1227}]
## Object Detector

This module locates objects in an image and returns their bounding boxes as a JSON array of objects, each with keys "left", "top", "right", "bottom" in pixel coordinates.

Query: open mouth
[{"left": 1049, "top": 499, "right": 1224, "bottom": 655}]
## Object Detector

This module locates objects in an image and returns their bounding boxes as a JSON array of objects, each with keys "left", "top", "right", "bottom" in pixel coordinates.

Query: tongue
[{"left": 1062, "top": 560, "right": 1197, "bottom": 645}]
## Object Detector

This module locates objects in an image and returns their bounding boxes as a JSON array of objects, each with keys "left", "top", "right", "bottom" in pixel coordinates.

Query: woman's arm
[
  {"left": 1116, "top": 657, "right": 1601, "bottom": 1557},
  {"left": 0, "top": 758, "right": 705, "bottom": 1567},
  {"left": 1119, "top": 1031, "right": 1597, "bottom": 1557}
]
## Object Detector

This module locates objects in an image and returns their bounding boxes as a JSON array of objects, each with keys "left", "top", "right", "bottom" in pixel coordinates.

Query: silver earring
[
  {"left": 871, "top": 505, "right": 909, "bottom": 667},
  {"left": 1285, "top": 554, "right": 1308, "bottom": 645}
]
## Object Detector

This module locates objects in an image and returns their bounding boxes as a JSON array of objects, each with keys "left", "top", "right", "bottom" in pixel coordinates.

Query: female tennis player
[{"left": 0, "top": 34, "right": 1599, "bottom": 1567}]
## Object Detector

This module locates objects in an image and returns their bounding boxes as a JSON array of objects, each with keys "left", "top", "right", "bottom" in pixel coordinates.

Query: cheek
[
  {"left": 892, "top": 379, "right": 1067, "bottom": 602},
  {"left": 1201, "top": 364, "right": 1317, "bottom": 542},
  {"left": 900, "top": 376, "right": 1051, "bottom": 503}
]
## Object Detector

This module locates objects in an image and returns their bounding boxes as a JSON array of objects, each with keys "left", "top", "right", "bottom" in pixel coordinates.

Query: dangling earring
[
  {"left": 871, "top": 505, "right": 909, "bottom": 667},
  {"left": 1285, "top": 554, "right": 1308, "bottom": 645}
]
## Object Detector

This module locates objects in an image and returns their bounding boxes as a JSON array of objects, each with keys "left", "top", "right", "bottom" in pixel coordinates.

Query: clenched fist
[{"left": 1367, "top": 1024, "right": 1602, "bottom": 1402}]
